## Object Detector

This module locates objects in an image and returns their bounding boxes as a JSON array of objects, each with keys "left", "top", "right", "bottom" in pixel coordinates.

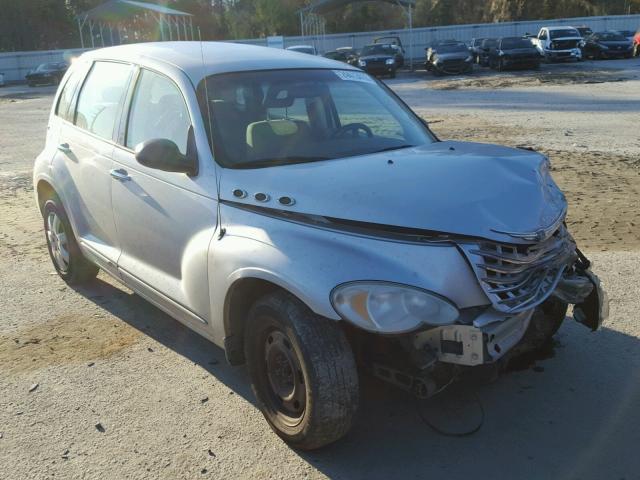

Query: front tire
[
  {"left": 245, "top": 291, "right": 359, "bottom": 450},
  {"left": 43, "top": 197, "right": 99, "bottom": 284}
]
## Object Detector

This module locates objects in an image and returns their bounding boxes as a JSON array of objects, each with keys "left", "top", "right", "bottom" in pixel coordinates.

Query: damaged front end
[{"left": 363, "top": 223, "right": 608, "bottom": 399}]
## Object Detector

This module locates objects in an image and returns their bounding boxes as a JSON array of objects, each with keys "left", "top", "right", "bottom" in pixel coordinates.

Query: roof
[
  {"left": 79, "top": 0, "right": 192, "bottom": 21},
  {"left": 81, "top": 41, "right": 357, "bottom": 83},
  {"left": 298, "top": 0, "right": 415, "bottom": 14}
]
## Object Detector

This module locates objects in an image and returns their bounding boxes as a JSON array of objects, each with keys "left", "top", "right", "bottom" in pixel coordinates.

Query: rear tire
[
  {"left": 244, "top": 291, "right": 359, "bottom": 450},
  {"left": 43, "top": 197, "right": 99, "bottom": 285}
]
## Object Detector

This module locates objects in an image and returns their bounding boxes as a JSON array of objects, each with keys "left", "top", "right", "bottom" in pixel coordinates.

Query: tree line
[{"left": 1, "top": 0, "right": 638, "bottom": 52}]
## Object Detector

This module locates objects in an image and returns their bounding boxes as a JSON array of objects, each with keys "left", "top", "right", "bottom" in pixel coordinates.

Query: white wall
[{"left": 1, "top": 14, "right": 638, "bottom": 82}]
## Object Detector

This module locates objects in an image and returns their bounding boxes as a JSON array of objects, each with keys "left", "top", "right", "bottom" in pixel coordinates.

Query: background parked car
[
  {"left": 477, "top": 38, "right": 499, "bottom": 66},
  {"left": 286, "top": 45, "right": 317, "bottom": 55},
  {"left": 334, "top": 46, "right": 360, "bottom": 66},
  {"left": 469, "top": 37, "right": 488, "bottom": 63},
  {"left": 357, "top": 43, "right": 399, "bottom": 77},
  {"left": 574, "top": 25, "right": 594, "bottom": 37},
  {"left": 582, "top": 31, "right": 633, "bottom": 59},
  {"left": 633, "top": 30, "right": 640, "bottom": 57},
  {"left": 323, "top": 50, "right": 353, "bottom": 65},
  {"left": 425, "top": 40, "right": 473, "bottom": 75},
  {"left": 488, "top": 37, "right": 542, "bottom": 70},
  {"left": 374, "top": 35, "right": 405, "bottom": 67},
  {"left": 25, "top": 62, "right": 68, "bottom": 86},
  {"left": 616, "top": 30, "right": 636, "bottom": 43},
  {"left": 532, "top": 26, "right": 582, "bottom": 62}
]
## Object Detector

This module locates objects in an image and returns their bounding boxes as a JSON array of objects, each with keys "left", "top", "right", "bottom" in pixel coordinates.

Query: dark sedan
[
  {"left": 425, "top": 41, "right": 473, "bottom": 75},
  {"left": 324, "top": 49, "right": 359, "bottom": 66},
  {"left": 582, "top": 32, "right": 633, "bottom": 59},
  {"left": 488, "top": 37, "right": 542, "bottom": 70},
  {"left": 357, "top": 44, "right": 398, "bottom": 78},
  {"left": 25, "top": 62, "right": 68, "bottom": 86}
]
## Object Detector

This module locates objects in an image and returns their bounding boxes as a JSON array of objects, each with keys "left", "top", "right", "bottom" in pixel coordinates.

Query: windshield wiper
[{"left": 234, "top": 156, "right": 331, "bottom": 169}]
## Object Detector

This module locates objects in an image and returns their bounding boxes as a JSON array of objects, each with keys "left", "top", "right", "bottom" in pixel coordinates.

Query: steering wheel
[{"left": 331, "top": 123, "right": 373, "bottom": 139}]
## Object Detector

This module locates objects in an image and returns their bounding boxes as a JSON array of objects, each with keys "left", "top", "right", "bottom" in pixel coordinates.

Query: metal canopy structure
[
  {"left": 297, "top": 0, "right": 416, "bottom": 68},
  {"left": 76, "top": 0, "right": 196, "bottom": 49}
]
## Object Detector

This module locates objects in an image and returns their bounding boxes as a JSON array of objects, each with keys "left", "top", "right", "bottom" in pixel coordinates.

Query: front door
[{"left": 110, "top": 68, "right": 217, "bottom": 328}]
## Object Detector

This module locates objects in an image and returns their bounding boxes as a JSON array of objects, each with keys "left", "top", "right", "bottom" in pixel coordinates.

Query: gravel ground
[{"left": 1, "top": 58, "right": 639, "bottom": 480}]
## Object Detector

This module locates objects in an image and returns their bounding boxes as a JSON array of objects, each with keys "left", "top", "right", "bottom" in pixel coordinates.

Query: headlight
[
  {"left": 331, "top": 281, "right": 459, "bottom": 333},
  {"left": 385, "top": 58, "right": 395, "bottom": 65},
  {"left": 358, "top": 59, "right": 366, "bottom": 67}
]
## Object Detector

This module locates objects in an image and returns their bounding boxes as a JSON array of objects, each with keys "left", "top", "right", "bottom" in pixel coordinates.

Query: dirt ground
[{"left": 1, "top": 58, "right": 640, "bottom": 480}]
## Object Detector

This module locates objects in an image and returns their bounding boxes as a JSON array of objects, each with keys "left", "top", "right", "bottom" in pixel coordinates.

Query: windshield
[
  {"left": 501, "top": 38, "right": 534, "bottom": 49},
  {"left": 598, "top": 32, "right": 626, "bottom": 41},
  {"left": 549, "top": 29, "right": 579, "bottom": 39},
  {"left": 361, "top": 44, "right": 396, "bottom": 56},
  {"left": 198, "top": 69, "right": 435, "bottom": 168},
  {"left": 36, "top": 63, "right": 59, "bottom": 72},
  {"left": 434, "top": 44, "right": 468, "bottom": 54}
]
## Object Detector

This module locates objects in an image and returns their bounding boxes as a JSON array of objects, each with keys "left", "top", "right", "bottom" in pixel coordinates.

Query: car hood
[
  {"left": 599, "top": 40, "right": 631, "bottom": 47},
  {"left": 219, "top": 140, "right": 567, "bottom": 244},
  {"left": 434, "top": 52, "right": 469, "bottom": 60},
  {"left": 504, "top": 48, "right": 539, "bottom": 55}
]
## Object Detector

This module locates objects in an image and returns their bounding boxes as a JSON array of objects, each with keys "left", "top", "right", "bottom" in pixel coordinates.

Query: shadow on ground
[{"left": 74, "top": 277, "right": 640, "bottom": 480}]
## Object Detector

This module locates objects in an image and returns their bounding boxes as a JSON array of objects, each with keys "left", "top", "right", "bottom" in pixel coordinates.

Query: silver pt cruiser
[{"left": 34, "top": 42, "right": 608, "bottom": 450}]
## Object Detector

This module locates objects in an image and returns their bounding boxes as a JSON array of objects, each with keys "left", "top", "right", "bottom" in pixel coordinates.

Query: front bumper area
[
  {"left": 544, "top": 48, "right": 582, "bottom": 60},
  {"left": 413, "top": 308, "right": 533, "bottom": 366}
]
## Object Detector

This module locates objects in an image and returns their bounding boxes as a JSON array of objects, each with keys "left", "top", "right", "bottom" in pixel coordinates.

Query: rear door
[
  {"left": 52, "top": 60, "right": 133, "bottom": 275},
  {"left": 110, "top": 67, "right": 218, "bottom": 328}
]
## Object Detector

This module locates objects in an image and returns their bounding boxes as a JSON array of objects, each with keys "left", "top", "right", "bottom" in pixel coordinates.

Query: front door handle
[
  {"left": 57, "top": 143, "right": 71, "bottom": 154},
  {"left": 110, "top": 168, "right": 131, "bottom": 182}
]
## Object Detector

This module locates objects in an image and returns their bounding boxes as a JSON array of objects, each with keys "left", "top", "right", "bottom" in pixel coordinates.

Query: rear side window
[
  {"left": 126, "top": 69, "right": 191, "bottom": 154},
  {"left": 55, "top": 67, "right": 83, "bottom": 122},
  {"left": 74, "top": 61, "right": 132, "bottom": 140}
]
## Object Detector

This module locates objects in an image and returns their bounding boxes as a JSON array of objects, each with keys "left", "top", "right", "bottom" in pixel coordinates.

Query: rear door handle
[
  {"left": 110, "top": 168, "right": 131, "bottom": 182},
  {"left": 57, "top": 143, "right": 71, "bottom": 154}
]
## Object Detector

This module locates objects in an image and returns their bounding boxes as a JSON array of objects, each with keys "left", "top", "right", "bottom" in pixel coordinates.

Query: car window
[
  {"left": 74, "top": 61, "right": 132, "bottom": 140},
  {"left": 55, "top": 67, "right": 84, "bottom": 122},
  {"left": 200, "top": 69, "right": 434, "bottom": 168},
  {"left": 126, "top": 69, "right": 191, "bottom": 155},
  {"left": 539, "top": 31, "right": 548, "bottom": 40}
]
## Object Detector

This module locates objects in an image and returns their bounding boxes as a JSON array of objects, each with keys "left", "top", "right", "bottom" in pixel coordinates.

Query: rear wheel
[
  {"left": 43, "top": 197, "right": 98, "bottom": 284},
  {"left": 244, "top": 291, "right": 359, "bottom": 450}
]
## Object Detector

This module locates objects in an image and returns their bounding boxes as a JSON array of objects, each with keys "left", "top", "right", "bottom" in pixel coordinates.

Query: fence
[
  {"left": 1, "top": 14, "right": 639, "bottom": 83},
  {"left": 0, "top": 48, "right": 88, "bottom": 84}
]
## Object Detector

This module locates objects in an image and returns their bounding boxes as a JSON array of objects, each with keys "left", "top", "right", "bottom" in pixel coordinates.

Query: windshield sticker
[{"left": 333, "top": 70, "right": 376, "bottom": 84}]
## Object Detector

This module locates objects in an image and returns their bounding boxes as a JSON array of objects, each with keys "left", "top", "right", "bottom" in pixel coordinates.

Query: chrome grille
[{"left": 461, "top": 226, "right": 576, "bottom": 313}]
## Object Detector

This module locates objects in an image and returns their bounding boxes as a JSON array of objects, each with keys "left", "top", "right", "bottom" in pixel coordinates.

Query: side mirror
[{"left": 135, "top": 131, "right": 197, "bottom": 176}]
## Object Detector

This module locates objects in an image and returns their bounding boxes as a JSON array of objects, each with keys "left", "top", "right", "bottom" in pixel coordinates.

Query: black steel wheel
[{"left": 244, "top": 291, "right": 359, "bottom": 450}]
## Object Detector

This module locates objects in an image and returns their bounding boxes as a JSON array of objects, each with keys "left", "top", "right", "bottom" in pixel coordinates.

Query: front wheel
[
  {"left": 245, "top": 291, "right": 359, "bottom": 450},
  {"left": 43, "top": 197, "right": 99, "bottom": 284}
]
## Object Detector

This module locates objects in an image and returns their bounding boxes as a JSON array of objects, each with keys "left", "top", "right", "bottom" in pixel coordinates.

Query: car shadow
[
  {"left": 72, "top": 277, "right": 640, "bottom": 480},
  {"left": 71, "top": 276, "right": 255, "bottom": 403}
]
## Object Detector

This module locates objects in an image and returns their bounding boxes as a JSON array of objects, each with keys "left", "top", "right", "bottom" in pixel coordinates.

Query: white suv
[{"left": 34, "top": 42, "right": 607, "bottom": 449}]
